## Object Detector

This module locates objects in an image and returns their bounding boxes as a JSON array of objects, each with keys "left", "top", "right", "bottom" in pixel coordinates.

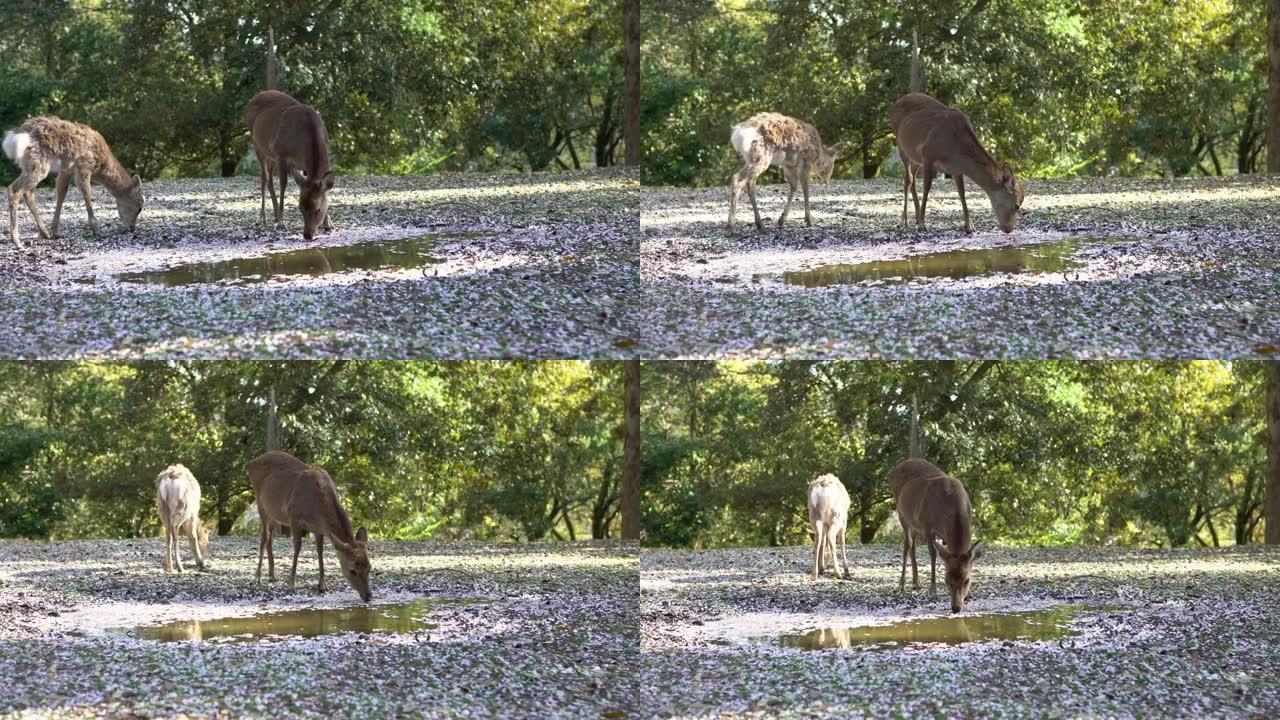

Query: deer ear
[
  {"left": 1001, "top": 165, "right": 1014, "bottom": 187},
  {"left": 291, "top": 168, "right": 307, "bottom": 186},
  {"left": 322, "top": 170, "right": 335, "bottom": 190},
  {"left": 969, "top": 540, "right": 984, "bottom": 562},
  {"left": 355, "top": 527, "right": 368, "bottom": 543},
  {"left": 131, "top": 174, "right": 142, "bottom": 188},
  {"left": 935, "top": 540, "right": 952, "bottom": 560}
]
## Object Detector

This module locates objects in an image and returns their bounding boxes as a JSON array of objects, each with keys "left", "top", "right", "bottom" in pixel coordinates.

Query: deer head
[
  {"left": 815, "top": 142, "right": 845, "bottom": 183},
  {"left": 330, "top": 526, "right": 372, "bottom": 602},
  {"left": 117, "top": 174, "right": 143, "bottom": 231},
  {"left": 292, "top": 169, "right": 335, "bottom": 240},
  {"left": 936, "top": 539, "right": 983, "bottom": 612},
  {"left": 988, "top": 166, "right": 1024, "bottom": 233},
  {"left": 196, "top": 520, "right": 212, "bottom": 561}
]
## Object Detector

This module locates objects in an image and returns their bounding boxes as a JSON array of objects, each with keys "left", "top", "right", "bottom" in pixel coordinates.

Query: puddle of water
[
  {"left": 753, "top": 237, "right": 1127, "bottom": 287},
  {"left": 115, "top": 598, "right": 452, "bottom": 643},
  {"left": 752, "top": 605, "right": 1101, "bottom": 651},
  {"left": 108, "top": 235, "right": 448, "bottom": 287}
]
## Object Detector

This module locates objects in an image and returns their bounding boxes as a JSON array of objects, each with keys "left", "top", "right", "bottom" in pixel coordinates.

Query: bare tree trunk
[
  {"left": 267, "top": 26, "right": 281, "bottom": 91},
  {"left": 623, "top": 0, "right": 640, "bottom": 166},
  {"left": 1269, "top": 0, "right": 1280, "bottom": 172},
  {"left": 266, "top": 385, "right": 282, "bottom": 452},
  {"left": 621, "top": 360, "right": 641, "bottom": 539},
  {"left": 908, "top": 394, "right": 922, "bottom": 459},
  {"left": 1266, "top": 361, "right": 1280, "bottom": 544}
]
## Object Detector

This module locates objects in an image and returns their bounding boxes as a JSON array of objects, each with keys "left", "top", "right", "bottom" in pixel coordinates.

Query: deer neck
[
  {"left": 953, "top": 143, "right": 1004, "bottom": 195},
  {"left": 93, "top": 154, "right": 133, "bottom": 198}
]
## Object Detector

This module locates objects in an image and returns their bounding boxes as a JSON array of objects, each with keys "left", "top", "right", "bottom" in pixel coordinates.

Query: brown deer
[
  {"left": 3, "top": 116, "right": 143, "bottom": 250},
  {"left": 727, "top": 113, "right": 844, "bottom": 231},
  {"left": 888, "top": 458, "right": 983, "bottom": 613},
  {"left": 244, "top": 90, "right": 335, "bottom": 240},
  {"left": 889, "top": 34, "right": 1023, "bottom": 234},
  {"left": 249, "top": 451, "right": 371, "bottom": 602}
]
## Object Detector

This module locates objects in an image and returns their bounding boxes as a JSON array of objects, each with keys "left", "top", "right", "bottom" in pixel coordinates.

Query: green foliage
[
  {"left": 641, "top": 361, "right": 1269, "bottom": 549},
  {"left": 643, "top": 0, "right": 1267, "bottom": 185},
  {"left": 0, "top": 361, "right": 625, "bottom": 542},
  {"left": 0, "top": 1, "right": 622, "bottom": 179}
]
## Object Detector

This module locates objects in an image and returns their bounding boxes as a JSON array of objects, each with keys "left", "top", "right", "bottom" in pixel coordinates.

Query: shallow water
[
  {"left": 753, "top": 605, "right": 1100, "bottom": 651},
  {"left": 753, "top": 237, "right": 1129, "bottom": 287},
  {"left": 117, "top": 598, "right": 449, "bottom": 643},
  {"left": 111, "top": 235, "right": 448, "bottom": 287}
]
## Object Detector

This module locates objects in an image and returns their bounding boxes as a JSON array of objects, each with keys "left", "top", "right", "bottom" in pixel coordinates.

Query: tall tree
[
  {"left": 623, "top": 0, "right": 640, "bottom": 166},
  {"left": 1270, "top": 0, "right": 1280, "bottom": 172},
  {"left": 621, "top": 360, "right": 641, "bottom": 539},
  {"left": 1266, "top": 361, "right": 1280, "bottom": 544}
]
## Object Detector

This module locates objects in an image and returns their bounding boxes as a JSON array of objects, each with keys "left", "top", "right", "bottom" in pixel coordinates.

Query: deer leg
[
  {"left": 6, "top": 182, "right": 22, "bottom": 249},
  {"left": 899, "top": 525, "right": 909, "bottom": 592},
  {"left": 259, "top": 162, "right": 270, "bottom": 225},
  {"left": 727, "top": 167, "right": 747, "bottom": 229},
  {"left": 172, "top": 524, "right": 185, "bottom": 573},
  {"left": 73, "top": 172, "right": 97, "bottom": 235},
  {"left": 778, "top": 165, "right": 798, "bottom": 228},
  {"left": 186, "top": 522, "right": 205, "bottom": 571},
  {"left": 267, "top": 523, "right": 276, "bottom": 581},
  {"left": 163, "top": 522, "right": 174, "bottom": 572},
  {"left": 910, "top": 532, "right": 921, "bottom": 589},
  {"left": 255, "top": 523, "right": 266, "bottom": 583},
  {"left": 955, "top": 175, "right": 973, "bottom": 234},
  {"left": 917, "top": 164, "right": 935, "bottom": 231},
  {"left": 800, "top": 160, "right": 812, "bottom": 227},
  {"left": 901, "top": 164, "right": 913, "bottom": 229},
  {"left": 20, "top": 189, "right": 50, "bottom": 240},
  {"left": 276, "top": 169, "right": 288, "bottom": 229},
  {"left": 51, "top": 171, "right": 71, "bottom": 238},
  {"left": 811, "top": 523, "right": 822, "bottom": 581},
  {"left": 288, "top": 527, "right": 304, "bottom": 590},
  {"left": 927, "top": 534, "right": 939, "bottom": 599},
  {"left": 321, "top": 209, "right": 333, "bottom": 232},
  {"left": 315, "top": 534, "right": 326, "bottom": 593},
  {"left": 838, "top": 524, "right": 850, "bottom": 579}
]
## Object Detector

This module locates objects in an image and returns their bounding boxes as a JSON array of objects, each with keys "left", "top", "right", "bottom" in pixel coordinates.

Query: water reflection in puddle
[
  {"left": 106, "top": 235, "right": 449, "bottom": 288},
  {"left": 753, "top": 605, "right": 1102, "bottom": 651},
  {"left": 116, "top": 598, "right": 458, "bottom": 643},
  {"left": 753, "top": 237, "right": 1131, "bottom": 288}
]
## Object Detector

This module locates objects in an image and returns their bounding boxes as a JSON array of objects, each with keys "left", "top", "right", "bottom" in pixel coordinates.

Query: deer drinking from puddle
[
  {"left": 889, "top": 34, "right": 1023, "bottom": 234},
  {"left": 155, "top": 464, "right": 210, "bottom": 573},
  {"left": 727, "top": 113, "right": 843, "bottom": 231},
  {"left": 888, "top": 458, "right": 983, "bottom": 612},
  {"left": 3, "top": 116, "right": 143, "bottom": 250},
  {"left": 245, "top": 91, "right": 335, "bottom": 240},
  {"left": 808, "top": 473, "right": 851, "bottom": 581},
  {"left": 249, "top": 451, "right": 371, "bottom": 602}
]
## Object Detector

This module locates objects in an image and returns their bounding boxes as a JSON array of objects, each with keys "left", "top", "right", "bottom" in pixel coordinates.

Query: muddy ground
[
  {"left": 641, "top": 544, "right": 1280, "bottom": 719},
  {"left": 639, "top": 174, "right": 1280, "bottom": 358},
  {"left": 0, "top": 169, "right": 637, "bottom": 359},
  {"left": 0, "top": 538, "right": 638, "bottom": 718}
]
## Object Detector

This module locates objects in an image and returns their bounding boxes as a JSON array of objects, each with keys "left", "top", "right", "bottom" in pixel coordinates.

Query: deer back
[
  {"left": 888, "top": 459, "right": 972, "bottom": 549},
  {"left": 248, "top": 451, "right": 354, "bottom": 544},
  {"left": 246, "top": 90, "right": 331, "bottom": 178}
]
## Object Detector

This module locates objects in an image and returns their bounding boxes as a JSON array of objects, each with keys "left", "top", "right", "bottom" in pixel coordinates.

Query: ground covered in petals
[
  {"left": 0, "top": 169, "right": 637, "bottom": 359},
  {"left": 640, "top": 544, "right": 1280, "bottom": 719},
  {"left": 0, "top": 538, "right": 638, "bottom": 719},
  {"left": 639, "top": 175, "right": 1280, "bottom": 358}
]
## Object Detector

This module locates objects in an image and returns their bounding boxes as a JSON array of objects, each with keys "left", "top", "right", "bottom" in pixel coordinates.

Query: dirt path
[
  {"left": 640, "top": 175, "right": 1280, "bottom": 358},
  {"left": 0, "top": 169, "right": 637, "bottom": 359},
  {"left": 0, "top": 538, "right": 638, "bottom": 718},
  {"left": 641, "top": 545, "right": 1280, "bottom": 718}
]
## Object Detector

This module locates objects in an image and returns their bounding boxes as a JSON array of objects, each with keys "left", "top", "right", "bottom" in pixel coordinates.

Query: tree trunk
[
  {"left": 1266, "top": 361, "right": 1280, "bottom": 544},
  {"left": 596, "top": 85, "right": 617, "bottom": 167},
  {"left": 266, "top": 385, "right": 282, "bottom": 452},
  {"left": 267, "top": 26, "right": 281, "bottom": 91},
  {"left": 1269, "top": 0, "right": 1280, "bottom": 172},
  {"left": 623, "top": 0, "right": 640, "bottom": 166},
  {"left": 620, "top": 360, "right": 641, "bottom": 539}
]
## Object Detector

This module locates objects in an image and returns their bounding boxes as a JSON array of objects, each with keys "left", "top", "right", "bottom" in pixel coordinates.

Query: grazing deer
[
  {"left": 244, "top": 90, "right": 335, "bottom": 240},
  {"left": 727, "top": 113, "right": 844, "bottom": 231},
  {"left": 888, "top": 458, "right": 983, "bottom": 613},
  {"left": 808, "top": 473, "right": 851, "bottom": 581},
  {"left": 155, "top": 464, "right": 210, "bottom": 573},
  {"left": 249, "top": 451, "right": 371, "bottom": 602},
  {"left": 889, "top": 34, "right": 1023, "bottom": 234},
  {"left": 3, "top": 116, "right": 143, "bottom": 250}
]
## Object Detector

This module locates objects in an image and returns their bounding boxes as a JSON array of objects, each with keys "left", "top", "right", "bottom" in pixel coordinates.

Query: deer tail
[
  {"left": 910, "top": 30, "right": 925, "bottom": 94},
  {"left": 2, "top": 130, "right": 30, "bottom": 165}
]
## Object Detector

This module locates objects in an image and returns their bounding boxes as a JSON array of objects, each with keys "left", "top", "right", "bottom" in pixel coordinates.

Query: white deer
[
  {"left": 155, "top": 464, "right": 210, "bottom": 573},
  {"left": 727, "top": 112, "right": 844, "bottom": 231},
  {"left": 808, "top": 473, "right": 851, "bottom": 581}
]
